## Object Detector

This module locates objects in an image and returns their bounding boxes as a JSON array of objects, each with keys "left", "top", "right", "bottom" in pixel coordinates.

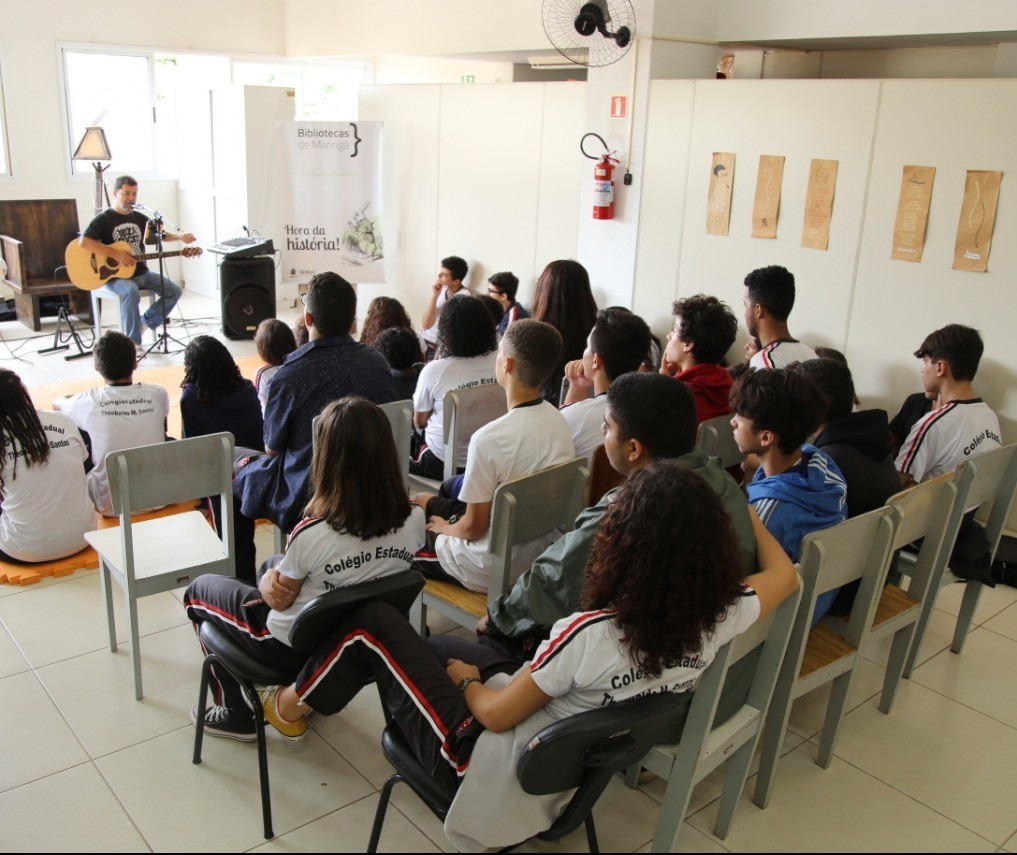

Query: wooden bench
[{"left": 0, "top": 199, "right": 92, "bottom": 331}]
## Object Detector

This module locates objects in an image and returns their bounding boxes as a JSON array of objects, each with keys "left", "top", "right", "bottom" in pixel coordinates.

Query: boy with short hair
[
  {"left": 660, "top": 293, "right": 738, "bottom": 421},
  {"left": 413, "top": 319, "right": 575, "bottom": 592},
  {"left": 559, "top": 307, "right": 651, "bottom": 464},
  {"left": 743, "top": 265, "right": 818, "bottom": 369},
  {"left": 55, "top": 330, "right": 170, "bottom": 516},
  {"left": 487, "top": 271, "right": 529, "bottom": 335},
  {"left": 730, "top": 367, "right": 846, "bottom": 623},
  {"left": 421, "top": 254, "right": 471, "bottom": 352},
  {"left": 896, "top": 324, "right": 1002, "bottom": 486}
]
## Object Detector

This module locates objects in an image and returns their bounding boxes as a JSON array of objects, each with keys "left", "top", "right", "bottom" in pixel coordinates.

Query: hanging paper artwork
[
  {"left": 801, "top": 159, "right": 838, "bottom": 250},
  {"left": 706, "top": 152, "right": 735, "bottom": 236},
  {"left": 953, "top": 170, "right": 1002, "bottom": 273},
  {"left": 751, "top": 155, "right": 785, "bottom": 239},
  {"left": 891, "top": 165, "right": 936, "bottom": 263}
]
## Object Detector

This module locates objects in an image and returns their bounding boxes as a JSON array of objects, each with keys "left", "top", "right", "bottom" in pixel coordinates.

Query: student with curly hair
[
  {"left": 181, "top": 335, "right": 264, "bottom": 451},
  {"left": 661, "top": 294, "right": 738, "bottom": 421},
  {"left": 244, "top": 461, "right": 797, "bottom": 850},
  {"left": 0, "top": 370, "right": 94, "bottom": 563},
  {"left": 185, "top": 397, "right": 426, "bottom": 742},
  {"left": 359, "top": 296, "right": 426, "bottom": 359},
  {"left": 410, "top": 295, "right": 499, "bottom": 479},
  {"left": 531, "top": 259, "right": 598, "bottom": 406}
]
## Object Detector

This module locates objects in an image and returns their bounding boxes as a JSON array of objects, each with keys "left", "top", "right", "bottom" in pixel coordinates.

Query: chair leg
[
  {"left": 713, "top": 734, "right": 758, "bottom": 839},
  {"left": 368, "top": 774, "right": 403, "bottom": 853},
  {"left": 99, "top": 561, "right": 117, "bottom": 653},
  {"left": 584, "top": 813, "right": 599, "bottom": 853},
  {"left": 273, "top": 525, "right": 286, "bottom": 554},
  {"left": 649, "top": 762, "right": 693, "bottom": 853},
  {"left": 239, "top": 680, "right": 274, "bottom": 840},
  {"left": 409, "top": 596, "right": 427, "bottom": 637},
  {"left": 951, "top": 581, "right": 983, "bottom": 654},
  {"left": 622, "top": 763, "right": 641, "bottom": 789},
  {"left": 903, "top": 592, "right": 939, "bottom": 679},
  {"left": 124, "top": 590, "right": 143, "bottom": 701},
  {"left": 816, "top": 670, "right": 854, "bottom": 768},
  {"left": 751, "top": 675, "right": 796, "bottom": 809},
  {"left": 880, "top": 625, "right": 917, "bottom": 714},
  {"left": 192, "top": 657, "right": 214, "bottom": 765}
]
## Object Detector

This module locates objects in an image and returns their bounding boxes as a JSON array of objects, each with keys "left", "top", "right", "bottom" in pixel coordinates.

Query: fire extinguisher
[{"left": 582, "top": 133, "right": 620, "bottom": 220}]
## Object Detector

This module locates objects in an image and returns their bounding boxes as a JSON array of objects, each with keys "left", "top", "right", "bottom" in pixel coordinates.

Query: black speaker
[{"left": 220, "top": 256, "right": 275, "bottom": 339}]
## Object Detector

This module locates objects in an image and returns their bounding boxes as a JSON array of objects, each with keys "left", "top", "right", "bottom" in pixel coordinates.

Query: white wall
[{"left": 358, "top": 82, "right": 584, "bottom": 324}]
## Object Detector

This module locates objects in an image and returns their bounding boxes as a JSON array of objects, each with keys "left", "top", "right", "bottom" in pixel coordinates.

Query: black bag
[
  {"left": 991, "top": 535, "right": 1017, "bottom": 588},
  {"left": 950, "top": 517, "right": 995, "bottom": 587}
]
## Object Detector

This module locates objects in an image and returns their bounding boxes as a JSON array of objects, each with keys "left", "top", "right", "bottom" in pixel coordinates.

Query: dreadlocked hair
[
  {"left": 581, "top": 461, "right": 746, "bottom": 677},
  {"left": 181, "top": 336, "right": 245, "bottom": 403},
  {"left": 0, "top": 369, "right": 50, "bottom": 494}
]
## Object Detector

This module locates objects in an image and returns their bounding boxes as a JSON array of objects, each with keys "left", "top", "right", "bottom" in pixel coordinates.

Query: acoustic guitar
[{"left": 65, "top": 240, "right": 203, "bottom": 290}]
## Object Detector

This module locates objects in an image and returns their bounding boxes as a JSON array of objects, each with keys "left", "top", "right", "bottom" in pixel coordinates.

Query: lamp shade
[{"left": 72, "top": 127, "right": 111, "bottom": 161}]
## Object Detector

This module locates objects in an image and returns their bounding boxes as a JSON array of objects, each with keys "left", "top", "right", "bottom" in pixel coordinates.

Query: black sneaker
[{"left": 191, "top": 704, "right": 257, "bottom": 742}]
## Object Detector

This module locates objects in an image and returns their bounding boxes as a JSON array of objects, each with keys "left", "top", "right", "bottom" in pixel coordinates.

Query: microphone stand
[{"left": 141, "top": 212, "right": 188, "bottom": 360}]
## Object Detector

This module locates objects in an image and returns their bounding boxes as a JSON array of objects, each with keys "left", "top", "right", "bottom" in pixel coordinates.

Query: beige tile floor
[{"left": 1, "top": 291, "right": 1016, "bottom": 852}]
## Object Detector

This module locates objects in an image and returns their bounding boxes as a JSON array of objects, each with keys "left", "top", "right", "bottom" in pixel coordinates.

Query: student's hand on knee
[
  {"left": 426, "top": 514, "right": 451, "bottom": 535},
  {"left": 446, "top": 659, "right": 481, "bottom": 685},
  {"left": 475, "top": 614, "right": 489, "bottom": 636},
  {"left": 411, "top": 491, "right": 435, "bottom": 511}
]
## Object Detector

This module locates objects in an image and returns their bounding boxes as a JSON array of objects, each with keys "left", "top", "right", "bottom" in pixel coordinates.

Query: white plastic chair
[
  {"left": 84, "top": 432, "right": 236, "bottom": 700},
  {"left": 412, "top": 456, "right": 590, "bottom": 634},
  {"left": 408, "top": 382, "right": 507, "bottom": 493},
  {"left": 634, "top": 579, "right": 803, "bottom": 851},
  {"left": 695, "top": 413, "right": 745, "bottom": 470}
]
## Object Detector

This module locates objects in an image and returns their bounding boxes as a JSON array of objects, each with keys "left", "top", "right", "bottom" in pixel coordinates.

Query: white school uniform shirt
[
  {"left": 559, "top": 393, "right": 606, "bottom": 467},
  {"left": 749, "top": 339, "right": 818, "bottom": 370},
  {"left": 443, "top": 589, "right": 761, "bottom": 851},
  {"left": 412, "top": 352, "right": 498, "bottom": 468},
  {"left": 62, "top": 382, "right": 170, "bottom": 516},
  {"left": 267, "top": 505, "right": 426, "bottom": 646},
  {"left": 435, "top": 400, "right": 575, "bottom": 592},
  {"left": 0, "top": 410, "right": 95, "bottom": 562},
  {"left": 895, "top": 398, "right": 1002, "bottom": 482},
  {"left": 421, "top": 287, "right": 472, "bottom": 345}
]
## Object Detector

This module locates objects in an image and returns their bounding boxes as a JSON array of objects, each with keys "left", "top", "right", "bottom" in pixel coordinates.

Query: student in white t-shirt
[
  {"left": 54, "top": 331, "right": 169, "bottom": 517},
  {"left": 185, "top": 397, "right": 426, "bottom": 743},
  {"left": 251, "top": 462, "right": 798, "bottom": 850},
  {"left": 410, "top": 295, "right": 498, "bottom": 479},
  {"left": 421, "top": 254, "right": 472, "bottom": 353},
  {"left": 0, "top": 370, "right": 94, "bottom": 563},
  {"left": 743, "top": 265, "right": 818, "bottom": 370},
  {"left": 895, "top": 323, "right": 1002, "bottom": 485},
  {"left": 559, "top": 307, "right": 651, "bottom": 465},
  {"left": 412, "top": 319, "right": 575, "bottom": 592}
]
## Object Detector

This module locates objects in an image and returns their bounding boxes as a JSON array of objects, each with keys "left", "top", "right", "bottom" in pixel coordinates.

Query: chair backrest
[
  {"left": 516, "top": 691, "right": 691, "bottom": 833},
  {"left": 952, "top": 443, "right": 1017, "bottom": 555},
  {"left": 106, "top": 432, "right": 234, "bottom": 515},
  {"left": 795, "top": 507, "right": 897, "bottom": 652},
  {"left": 587, "top": 443, "right": 623, "bottom": 506},
  {"left": 488, "top": 457, "right": 589, "bottom": 595},
  {"left": 379, "top": 399, "right": 413, "bottom": 490},
  {"left": 442, "top": 383, "right": 507, "bottom": 479},
  {"left": 886, "top": 473, "right": 958, "bottom": 602},
  {"left": 289, "top": 569, "right": 425, "bottom": 655},
  {"left": 695, "top": 413, "right": 744, "bottom": 469}
]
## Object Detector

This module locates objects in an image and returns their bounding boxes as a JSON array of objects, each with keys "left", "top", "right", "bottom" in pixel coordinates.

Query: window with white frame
[
  {"left": 233, "top": 60, "right": 368, "bottom": 120},
  {"left": 63, "top": 47, "right": 155, "bottom": 174}
]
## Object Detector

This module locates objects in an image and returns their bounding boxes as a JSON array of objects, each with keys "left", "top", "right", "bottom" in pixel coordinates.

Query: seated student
[
  {"left": 231, "top": 462, "right": 798, "bottom": 850},
  {"left": 0, "top": 370, "right": 94, "bottom": 564},
  {"left": 477, "top": 294, "right": 505, "bottom": 330},
  {"left": 479, "top": 371, "right": 756, "bottom": 661},
  {"left": 895, "top": 324, "right": 1001, "bottom": 487},
  {"left": 253, "top": 319, "right": 297, "bottom": 413},
  {"left": 743, "top": 265, "right": 818, "bottom": 370},
  {"left": 412, "top": 319, "right": 575, "bottom": 592},
  {"left": 55, "top": 331, "right": 170, "bottom": 517},
  {"left": 185, "top": 397, "right": 426, "bottom": 742},
  {"left": 421, "top": 255, "right": 471, "bottom": 356},
  {"left": 292, "top": 315, "right": 309, "bottom": 348},
  {"left": 730, "top": 368, "right": 847, "bottom": 624},
  {"left": 181, "top": 336, "right": 264, "bottom": 450},
  {"left": 487, "top": 271, "right": 530, "bottom": 336},
  {"left": 889, "top": 391, "right": 936, "bottom": 459},
  {"left": 411, "top": 296, "right": 499, "bottom": 480},
  {"left": 374, "top": 327, "right": 424, "bottom": 401},
  {"left": 559, "top": 307, "right": 651, "bottom": 465},
  {"left": 660, "top": 294, "right": 738, "bottom": 421}
]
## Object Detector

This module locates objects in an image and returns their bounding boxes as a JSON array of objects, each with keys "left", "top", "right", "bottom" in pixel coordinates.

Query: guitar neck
[{"left": 134, "top": 249, "right": 188, "bottom": 262}]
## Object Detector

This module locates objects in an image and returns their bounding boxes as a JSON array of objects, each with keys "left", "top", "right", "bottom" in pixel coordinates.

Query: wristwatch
[{"left": 457, "top": 676, "right": 481, "bottom": 692}]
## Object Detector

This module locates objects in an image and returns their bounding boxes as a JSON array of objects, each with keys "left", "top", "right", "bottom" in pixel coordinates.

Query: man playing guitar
[{"left": 78, "top": 175, "right": 196, "bottom": 348}]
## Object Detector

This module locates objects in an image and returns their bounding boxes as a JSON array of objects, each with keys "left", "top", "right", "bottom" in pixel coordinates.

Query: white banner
[{"left": 265, "top": 121, "right": 385, "bottom": 283}]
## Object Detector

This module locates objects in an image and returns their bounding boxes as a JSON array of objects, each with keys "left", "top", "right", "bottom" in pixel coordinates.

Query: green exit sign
[{"left": 461, "top": 75, "right": 475, "bottom": 83}]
